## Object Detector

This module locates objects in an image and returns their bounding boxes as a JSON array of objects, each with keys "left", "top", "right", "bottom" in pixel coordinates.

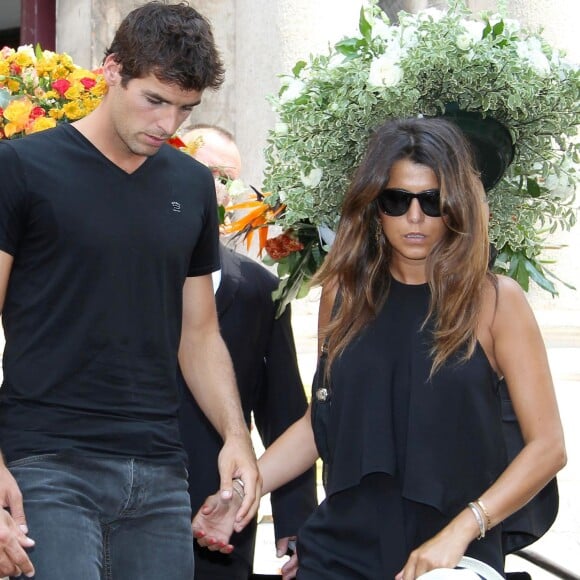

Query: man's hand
[
  {"left": 192, "top": 486, "right": 243, "bottom": 554},
  {"left": 0, "top": 467, "right": 35, "bottom": 577},
  {"left": 217, "top": 432, "right": 262, "bottom": 532}
]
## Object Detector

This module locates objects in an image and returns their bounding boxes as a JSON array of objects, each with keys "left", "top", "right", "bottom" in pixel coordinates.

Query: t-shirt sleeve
[
  {"left": 187, "top": 168, "right": 220, "bottom": 277},
  {"left": 0, "top": 143, "right": 27, "bottom": 256}
]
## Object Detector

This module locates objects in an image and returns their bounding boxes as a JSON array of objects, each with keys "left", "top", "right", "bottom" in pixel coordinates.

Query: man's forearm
[{"left": 178, "top": 328, "right": 247, "bottom": 439}]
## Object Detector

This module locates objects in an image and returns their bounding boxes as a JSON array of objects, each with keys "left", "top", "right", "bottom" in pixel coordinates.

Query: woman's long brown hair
[{"left": 314, "top": 117, "right": 493, "bottom": 378}]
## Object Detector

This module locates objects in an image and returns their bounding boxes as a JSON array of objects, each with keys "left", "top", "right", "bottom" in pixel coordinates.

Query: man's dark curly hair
[{"left": 104, "top": 1, "right": 225, "bottom": 91}]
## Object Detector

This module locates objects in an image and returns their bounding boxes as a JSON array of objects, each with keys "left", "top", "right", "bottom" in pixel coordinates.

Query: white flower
[
  {"left": 21, "top": 66, "right": 39, "bottom": 86},
  {"left": 368, "top": 54, "right": 403, "bottom": 88},
  {"left": 227, "top": 179, "right": 248, "bottom": 198},
  {"left": 372, "top": 19, "right": 394, "bottom": 41},
  {"left": 279, "top": 78, "right": 305, "bottom": 103},
  {"left": 399, "top": 24, "right": 419, "bottom": 50},
  {"left": 274, "top": 122, "right": 288, "bottom": 135},
  {"left": 528, "top": 50, "right": 551, "bottom": 76},
  {"left": 456, "top": 33, "right": 473, "bottom": 51},
  {"left": 300, "top": 167, "right": 323, "bottom": 188},
  {"left": 503, "top": 18, "right": 521, "bottom": 36},
  {"left": 457, "top": 19, "right": 485, "bottom": 49},
  {"left": 543, "top": 173, "right": 574, "bottom": 200},
  {"left": 327, "top": 53, "right": 346, "bottom": 69},
  {"left": 16, "top": 45, "right": 35, "bottom": 59},
  {"left": 487, "top": 13, "right": 503, "bottom": 28},
  {"left": 517, "top": 38, "right": 551, "bottom": 76},
  {"left": 383, "top": 41, "right": 405, "bottom": 62}
]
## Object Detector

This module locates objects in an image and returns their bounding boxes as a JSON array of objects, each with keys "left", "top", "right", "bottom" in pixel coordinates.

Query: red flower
[
  {"left": 167, "top": 135, "right": 186, "bottom": 148},
  {"left": 265, "top": 233, "right": 304, "bottom": 260},
  {"left": 51, "top": 78, "right": 71, "bottom": 97},
  {"left": 9, "top": 63, "right": 21, "bottom": 75},
  {"left": 30, "top": 106, "right": 46, "bottom": 120},
  {"left": 80, "top": 77, "right": 96, "bottom": 90}
]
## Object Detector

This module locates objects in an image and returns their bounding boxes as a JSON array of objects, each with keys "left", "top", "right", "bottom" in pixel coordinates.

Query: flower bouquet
[
  {"left": 0, "top": 44, "right": 106, "bottom": 139},
  {"left": 233, "top": 0, "right": 580, "bottom": 315}
]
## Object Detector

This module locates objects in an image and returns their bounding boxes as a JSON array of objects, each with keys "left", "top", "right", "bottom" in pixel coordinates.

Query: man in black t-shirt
[{"left": 0, "top": 4, "right": 260, "bottom": 579}]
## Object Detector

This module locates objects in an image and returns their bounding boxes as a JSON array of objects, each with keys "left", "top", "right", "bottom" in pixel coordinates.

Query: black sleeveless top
[{"left": 312, "top": 278, "right": 507, "bottom": 516}]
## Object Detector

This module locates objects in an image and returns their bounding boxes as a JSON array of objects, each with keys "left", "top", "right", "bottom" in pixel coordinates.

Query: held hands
[
  {"left": 217, "top": 432, "right": 262, "bottom": 531},
  {"left": 0, "top": 467, "right": 35, "bottom": 578},
  {"left": 192, "top": 483, "right": 244, "bottom": 553}
]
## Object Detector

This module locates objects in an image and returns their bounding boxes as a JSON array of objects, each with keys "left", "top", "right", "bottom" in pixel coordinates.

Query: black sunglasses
[{"left": 377, "top": 188, "right": 441, "bottom": 217}]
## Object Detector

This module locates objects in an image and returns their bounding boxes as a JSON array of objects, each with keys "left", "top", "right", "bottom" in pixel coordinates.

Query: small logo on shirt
[{"left": 171, "top": 201, "right": 181, "bottom": 213}]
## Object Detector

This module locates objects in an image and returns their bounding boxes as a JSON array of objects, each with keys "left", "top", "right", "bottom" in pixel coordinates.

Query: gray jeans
[{"left": 9, "top": 453, "right": 194, "bottom": 579}]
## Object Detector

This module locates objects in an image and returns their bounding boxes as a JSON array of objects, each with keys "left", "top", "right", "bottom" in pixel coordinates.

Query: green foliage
[{"left": 262, "top": 0, "right": 579, "bottom": 297}]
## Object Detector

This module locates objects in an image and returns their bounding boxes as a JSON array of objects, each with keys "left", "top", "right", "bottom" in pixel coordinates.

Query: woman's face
[{"left": 378, "top": 158, "right": 447, "bottom": 272}]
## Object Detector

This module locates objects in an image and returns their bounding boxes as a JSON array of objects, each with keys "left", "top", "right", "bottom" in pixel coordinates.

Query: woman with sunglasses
[{"left": 193, "top": 116, "right": 566, "bottom": 579}]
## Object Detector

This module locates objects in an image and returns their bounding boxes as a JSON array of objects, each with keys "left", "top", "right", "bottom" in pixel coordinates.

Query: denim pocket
[{"left": 7, "top": 453, "right": 60, "bottom": 468}]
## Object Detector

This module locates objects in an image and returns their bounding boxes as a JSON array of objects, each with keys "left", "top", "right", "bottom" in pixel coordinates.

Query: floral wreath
[{"left": 227, "top": 0, "right": 579, "bottom": 315}]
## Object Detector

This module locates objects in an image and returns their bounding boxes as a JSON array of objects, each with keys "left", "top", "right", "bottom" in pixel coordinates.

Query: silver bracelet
[{"left": 468, "top": 502, "right": 486, "bottom": 540}]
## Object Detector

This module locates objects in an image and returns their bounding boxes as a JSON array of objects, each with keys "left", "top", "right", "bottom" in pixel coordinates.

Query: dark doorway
[
  {"left": 0, "top": 0, "right": 21, "bottom": 49},
  {"left": 21, "top": 0, "right": 56, "bottom": 51}
]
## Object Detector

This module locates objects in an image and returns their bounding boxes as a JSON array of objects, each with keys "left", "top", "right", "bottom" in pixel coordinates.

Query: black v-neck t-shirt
[{"left": 0, "top": 123, "right": 220, "bottom": 463}]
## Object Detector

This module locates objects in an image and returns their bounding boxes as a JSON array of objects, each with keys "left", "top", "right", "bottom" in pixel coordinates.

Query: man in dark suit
[{"left": 178, "top": 125, "right": 317, "bottom": 579}]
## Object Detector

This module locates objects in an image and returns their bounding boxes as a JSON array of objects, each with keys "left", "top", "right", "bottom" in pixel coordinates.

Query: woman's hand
[
  {"left": 396, "top": 509, "right": 477, "bottom": 580},
  {"left": 191, "top": 486, "right": 243, "bottom": 554}
]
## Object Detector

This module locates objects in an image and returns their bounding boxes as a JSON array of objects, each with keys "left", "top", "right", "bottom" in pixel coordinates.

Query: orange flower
[
  {"left": 265, "top": 233, "right": 304, "bottom": 260},
  {"left": 222, "top": 195, "right": 285, "bottom": 254}
]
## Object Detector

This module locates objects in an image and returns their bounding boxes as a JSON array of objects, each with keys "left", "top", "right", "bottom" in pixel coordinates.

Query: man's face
[
  {"left": 183, "top": 129, "right": 242, "bottom": 207},
  {"left": 104, "top": 56, "right": 203, "bottom": 159}
]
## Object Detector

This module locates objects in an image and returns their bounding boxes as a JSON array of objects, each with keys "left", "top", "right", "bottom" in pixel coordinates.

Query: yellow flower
[
  {"left": 0, "top": 61, "right": 9, "bottom": 76},
  {"left": 69, "top": 68, "right": 95, "bottom": 81},
  {"left": 64, "top": 83, "right": 84, "bottom": 100},
  {"left": 3, "top": 99, "right": 33, "bottom": 134},
  {"left": 6, "top": 78, "right": 21, "bottom": 92},
  {"left": 27, "top": 116, "right": 57, "bottom": 134},
  {"left": 53, "top": 65, "right": 73, "bottom": 80},
  {"left": 48, "top": 108, "right": 65, "bottom": 120},
  {"left": 84, "top": 95, "right": 102, "bottom": 115},
  {"left": 182, "top": 136, "right": 204, "bottom": 156},
  {"left": 90, "top": 78, "right": 108, "bottom": 97},
  {"left": 62, "top": 101, "right": 84, "bottom": 120},
  {"left": 14, "top": 52, "right": 34, "bottom": 68}
]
